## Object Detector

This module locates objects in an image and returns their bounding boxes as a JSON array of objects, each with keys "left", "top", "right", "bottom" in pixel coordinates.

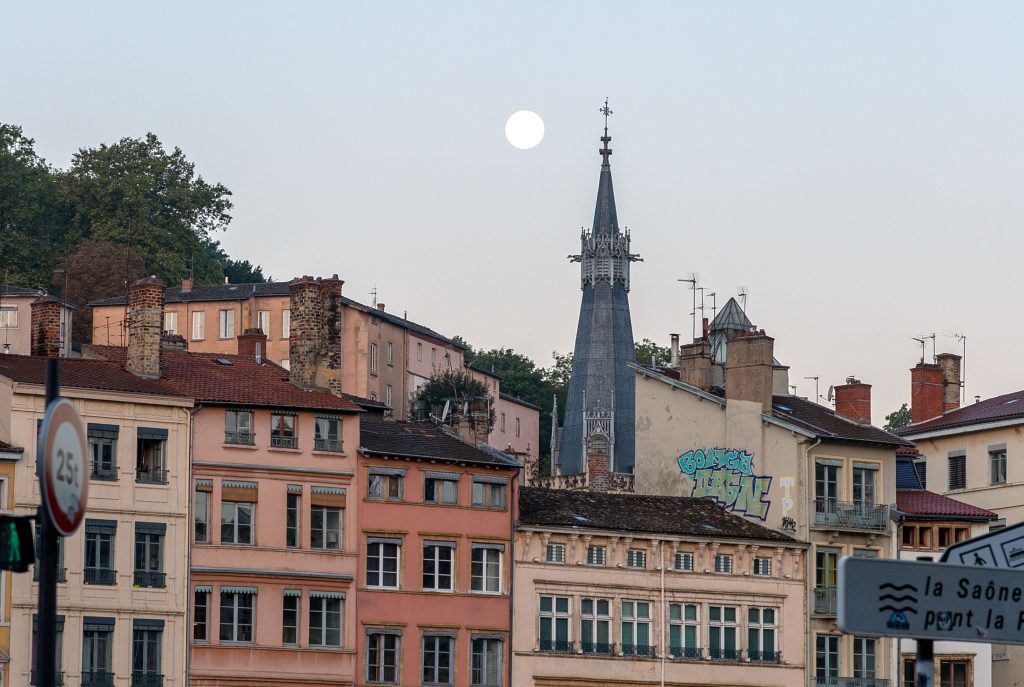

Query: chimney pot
[
  {"left": 126, "top": 277, "right": 164, "bottom": 378},
  {"left": 910, "top": 362, "right": 945, "bottom": 424},
  {"left": 377, "top": 303, "right": 385, "bottom": 311},
  {"left": 669, "top": 333, "right": 680, "bottom": 367},
  {"left": 181, "top": 277, "right": 192, "bottom": 293},
  {"left": 30, "top": 296, "right": 64, "bottom": 357},
  {"left": 237, "top": 327, "right": 268, "bottom": 362},
  {"left": 936, "top": 352, "right": 962, "bottom": 413},
  {"left": 724, "top": 331, "right": 775, "bottom": 411}
]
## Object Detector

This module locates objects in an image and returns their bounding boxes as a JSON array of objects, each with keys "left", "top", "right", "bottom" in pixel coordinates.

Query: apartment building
[
  {"left": 514, "top": 487, "right": 807, "bottom": 687},
  {"left": 0, "top": 285, "right": 75, "bottom": 357},
  {"left": 357, "top": 421, "right": 520, "bottom": 687}
]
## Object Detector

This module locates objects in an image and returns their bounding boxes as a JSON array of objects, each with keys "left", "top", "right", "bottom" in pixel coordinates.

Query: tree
[
  {"left": 222, "top": 257, "right": 268, "bottom": 283},
  {"left": 55, "top": 239, "right": 147, "bottom": 344},
  {"left": 409, "top": 369, "right": 495, "bottom": 432},
  {"left": 635, "top": 338, "right": 671, "bottom": 367},
  {"left": 884, "top": 403, "right": 912, "bottom": 431}
]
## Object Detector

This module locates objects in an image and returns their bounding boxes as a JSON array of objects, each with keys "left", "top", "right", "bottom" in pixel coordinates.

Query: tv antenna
[
  {"left": 911, "top": 333, "right": 936, "bottom": 363},
  {"left": 696, "top": 286, "right": 707, "bottom": 323},
  {"left": 804, "top": 376, "right": 820, "bottom": 405},
  {"left": 707, "top": 292, "right": 717, "bottom": 320},
  {"left": 369, "top": 285, "right": 378, "bottom": 307},
  {"left": 942, "top": 330, "right": 968, "bottom": 403},
  {"left": 677, "top": 273, "right": 699, "bottom": 341},
  {"left": 737, "top": 286, "right": 748, "bottom": 311}
]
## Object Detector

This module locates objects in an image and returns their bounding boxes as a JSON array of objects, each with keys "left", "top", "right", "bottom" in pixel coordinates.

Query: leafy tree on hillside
[
  {"left": 56, "top": 239, "right": 147, "bottom": 344},
  {"left": 884, "top": 403, "right": 912, "bottom": 431},
  {"left": 409, "top": 369, "right": 495, "bottom": 432},
  {"left": 635, "top": 338, "right": 671, "bottom": 367}
]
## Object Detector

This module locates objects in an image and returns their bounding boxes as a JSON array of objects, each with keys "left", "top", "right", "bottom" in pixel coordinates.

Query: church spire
[{"left": 593, "top": 99, "right": 618, "bottom": 236}]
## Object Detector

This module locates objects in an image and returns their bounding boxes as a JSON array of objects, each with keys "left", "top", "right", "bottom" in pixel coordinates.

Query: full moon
[{"left": 505, "top": 111, "right": 545, "bottom": 150}]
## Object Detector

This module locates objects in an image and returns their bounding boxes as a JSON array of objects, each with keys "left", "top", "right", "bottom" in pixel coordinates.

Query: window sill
[
  {"left": 311, "top": 450, "right": 347, "bottom": 457},
  {"left": 365, "top": 585, "right": 401, "bottom": 591},
  {"left": 268, "top": 447, "right": 302, "bottom": 454},
  {"left": 222, "top": 443, "right": 259, "bottom": 450}
]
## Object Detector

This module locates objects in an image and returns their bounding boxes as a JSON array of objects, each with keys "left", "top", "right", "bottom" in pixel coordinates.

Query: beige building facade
[{"left": 0, "top": 286, "right": 75, "bottom": 358}]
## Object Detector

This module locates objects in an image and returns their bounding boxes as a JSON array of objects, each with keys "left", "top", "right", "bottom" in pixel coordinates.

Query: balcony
[
  {"left": 816, "top": 679, "right": 890, "bottom": 687},
  {"left": 538, "top": 640, "right": 575, "bottom": 653},
  {"left": 271, "top": 435, "right": 298, "bottom": 449},
  {"left": 134, "top": 570, "right": 166, "bottom": 588},
  {"left": 814, "top": 500, "right": 889, "bottom": 532},
  {"left": 709, "top": 648, "right": 742, "bottom": 661},
  {"left": 136, "top": 467, "right": 168, "bottom": 485},
  {"left": 82, "top": 671, "right": 115, "bottom": 687},
  {"left": 814, "top": 586, "right": 838, "bottom": 615},
  {"left": 84, "top": 567, "right": 116, "bottom": 585},
  {"left": 581, "top": 642, "right": 615, "bottom": 655},
  {"left": 315, "top": 437, "right": 342, "bottom": 452},
  {"left": 224, "top": 431, "right": 255, "bottom": 446},
  {"left": 668, "top": 646, "right": 703, "bottom": 660},
  {"left": 91, "top": 465, "right": 118, "bottom": 481},
  {"left": 621, "top": 644, "right": 657, "bottom": 657},
  {"left": 749, "top": 650, "right": 782, "bottom": 663},
  {"left": 131, "top": 673, "right": 164, "bottom": 687},
  {"left": 30, "top": 671, "right": 64, "bottom": 685}
]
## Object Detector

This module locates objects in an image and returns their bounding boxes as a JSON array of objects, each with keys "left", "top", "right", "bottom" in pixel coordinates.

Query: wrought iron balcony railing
[
  {"left": 815, "top": 679, "right": 891, "bottom": 687},
  {"left": 538, "top": 639, "right": 575, "bottom": 653},
  {"left": 91, "top": 464, "right": 118, "bottom": 481},
  {"left": 708, "top": 648, "right": 742, "bottom": 661},
  {"left": 33, "top": 566, "right": 67, "bottom": 583},
  {"left": 136, "top": 467, "right": 168, "bottom": 485},
  {"left": 668, "top": 646, "right": 703, "bottom": 660},
  {"left": 271, "top": 435, "right": 298, "bottom": 449},
  {"left": 30, "top": 671, "right": 64, "bottom": 685},
  {"left": 84, "top": 568, "right": 116, "bottom": 585},
  {"left": 621, "top": 644, "right": 657, "bottom": 657},
  {"left": 315, "top": 437, "right": 342, "bottom": 452},
  {"left": 814, "top": 499, "right": 889, "bottom": 531},
  {"left": 581, "top": 642, "right": 615, "bottom": 655},
  {"left": 134, "top": 570, "right": 166, "bottom": 588},
  {"left": 748, "top": 649, "right": 782, "bottom": 663},
  {"left": 814, "top": 586, "right": 838, "bottom": 615},
  {"left": 224, "top": 431, "right": 255, "bottom": 446},
  {"left": 82, "top": 671, "right": 115, "bottom": 687},
  {"left": 131, "top": 672, "right": 164, "bottom": 687}
]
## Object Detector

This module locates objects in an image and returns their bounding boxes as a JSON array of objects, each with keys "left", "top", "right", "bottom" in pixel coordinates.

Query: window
[
  {"left": 286, "top": 491, "right": 300, "bottom": 548},
  {"left": 164, "top": 311, "right": 178, "bottom": 335},
  {"left": 84, "top": 520, "right": 116, "bottom": 585},
  {"left": 132, "top": 620, "right": 163, "bottom": 682},
  {"left": 311, "top": 505, "right": 341, "bottom": 550},
  {"left": 853, "top": 637, "right": 876, "bottom": 679},
  {"left": 309, "top": 594, "right": 342, "bottom": 647},
  {"left": 854, "top": 548, "right": 878, "bottom": 558},
  {"left": 545, "top": 543, "right": 564, "bottom": 563},
  {"left": 938, "top": 526, "right": 953, "bottom": 548},
  {"left": 940, "top": 659, "right": 970, "bottom": 687},
  {"left": 621, "top": 601, "right": 652, "bottom": 655},
  {"left": 471, "top": 545, "right": 502, "bottom": 593},
  {"left": 714, "top": 553, "right": 733, "bottom": 573},
  {"left": 221, "top": 501, "right": 254, "bottom": 545},
  {"left": 991, "top": 447, "right": 1007, "bottom": 485},
  {"left": 627, "top": 549, "right": 646, "bottom": 569},
  {"left": 368, "top": 469, "right": 404, "bottom": 500},
  {"left": 423, "top": 542, "right": 455, "bottom": 591},
  {"left": 0, "top": 306, "right": 17, "bottom": 328},
  {"left": 220, "top": 589, "right": 255, "bottom": 642},
  {"left": 367, "top": 540, "right": 400, "bottom": 588},
  {"left": 586, "top": 545, "right": 606, "bottom": 566},
  {"left": 422, "top": 634, "right": 453, "bottom": 686},
  {"left": 431, "top": 347, "right": 437, "bottom": 365},
  {"left": 424, "top": 473, "right": 459, "bottom": 505},
  {"left": 674, "top": 552, "right": 693, "bottom": 571},
  {"left": 283, "top": 592, "right": 299, "bottom": 645},
  {"left": 194, "top": 589, "right": 210, "bottom": 641},
  {"left": 915, "top": 458, "right": 928, "bottom": 489},
  {"left": 815, "top": 460, "right": 840, "bottom": 514},
  {"left": 753, "top": 557, "right": 771, "bottom": 576},
  {"left": 194, "top": 488, "right": 210, "bottom": 543},
  {"left": 82, "top": 618, "right": 114, "bottom": 683},
  {"left": 748, "top": 608, "right": 777, "bottom": 662},
  {"left": 955, "top": 527, "right": 969, "bottom": 543},
  {"left": 370, "top": 342, "right": 378, "bottom": 374},
  {"left": 281, "top": 358, "right": 290, "bottom": 371},
  {"left": 282, "top": 309, "right": 290, "bottom": 339},
  {"left": 271, "top": 413, "right": 297, "bottom": 449},
  {"left": 816, "top": 547, "right": 838, "bottom": 589},
  {"left": 366, "top": 631, "right": 400, "bottom": 684},
  {"left": 708, "top": 605, "right": 738, "bottom": 660},
  {"left": 417, "top": 342, "right": 423, "bottom": 361},
  {"left": 581, "top": 598, "right": 611, "bottom": 654},
  {"left": 31, "top": 614, "right": 64, "bottom": 684},
  {"left": 948, "top": 452, "right": 966, "bottom": 490},
  {"left": 192, "top": 311, "right": 205, "bottom": 340},
  {"left": 133, "top": 524, "right": 165, "bottom": 588},
  {"left": 500, "top": 413, "right": 506, "bottom": 432},
  {"left": 257, "top": 310, "right": 271, "bottom": 335},
  {"left": 471, "top": 477, "right": 507, "bottom": 509},
  {"left": 315, "top": 416, "right": 342, "bottom": 452},
  {"left": 853, "top": 465, "right": 877, "bottom": 506},
  {"left": 816, "top": 634, "right": 840, "bottom": 679},
  {"left": 385, "top": 384, "right": 393, "bottom": 409},
  {"left": 902, "top": 525, "right": 917, "bottom": 548},
  {"left": 515, "top": 417, "right": 521, "bottom": 437},
  {"left": 668, "top": 603, "right": 700, "bottom": 659},
  {"left": 219, "top": 309, "right": 235, "bottom": 339},
  {"left": 224, "top": 409, "right": 254, "bottom": 445},
  {"left": 470, "top": 637, "right": 503, "bottom": 687},
  {"left": 539, "top": 595, "right": 570, "bottom": 651},
  {"left": 87, "top": 423, "right": 118, "bottom": 481},
  {"left": 136, "top": 428, "right": 167, "bottom": 484},
  {"left": 386, "top": 341, "right": 393, "bottom": 366}
]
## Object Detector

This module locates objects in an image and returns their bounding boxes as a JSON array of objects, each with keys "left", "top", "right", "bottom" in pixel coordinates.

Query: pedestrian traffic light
[{"left": 0, "top": 515, "right": 35, "bottom": 572}]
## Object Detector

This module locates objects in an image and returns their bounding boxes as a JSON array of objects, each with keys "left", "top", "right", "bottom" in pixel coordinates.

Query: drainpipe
[
  {"left": 659, "top": 543, "right": 666, "bottom": 687},
  {"left": 185, "top": 403, "right": 202, "bottom": 685},
  {"left": 508, "top": 468, "right": 519, "bottom": 687},
  {"left": 802, "top": 437, "right": 821, "bottom": 687}
]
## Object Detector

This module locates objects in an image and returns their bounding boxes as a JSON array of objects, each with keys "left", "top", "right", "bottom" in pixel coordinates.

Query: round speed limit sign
[{"left": 38, "top": 398, "right": 90, "bottom": 536}]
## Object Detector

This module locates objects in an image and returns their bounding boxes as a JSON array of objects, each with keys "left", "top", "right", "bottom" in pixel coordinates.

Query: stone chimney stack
[
  {"left": 30, "top": 296, "right": 63, "bottom": 357},
  {"left": 678, "top": 340, "right": 712, "bottom": 390},
  {"left": 911, "top": 362, "right": 944, "bottom": 424},
  {"left": 288, "top": 275, "right": 344, "bottom": 394},
  {"left": 669, "top": 333, "right": 680, "bottom": 367},
  {"left": 127, "top": 277, "right": 164, "bottom": 379},
  {"left": 725, "top": 330, "right": 775, "bottom": 412},
  {"left": 237, "top": 328, "right": 268, "bottom": 362},
  {"left": 936, "top": 353, "right": 962, "bottom": 413},
  {"left": 834, "top": 376, "right": 872, "bottom": 424}
]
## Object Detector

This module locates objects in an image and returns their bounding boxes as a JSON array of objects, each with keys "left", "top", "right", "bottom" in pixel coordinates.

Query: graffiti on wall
[{"left": 677, "top": 447, "right": 772, "bottom": 521}]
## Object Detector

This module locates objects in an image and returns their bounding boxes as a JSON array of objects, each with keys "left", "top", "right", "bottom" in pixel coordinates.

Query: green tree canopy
[
  {"left": 635, "top": 338, "right": 671, "bottom": 367},
  {"left": 409, "top": 369, "right": 494, "bottom": 432},
  {"left": 884, "top": 403, "right": 912, "bottom": 431}
]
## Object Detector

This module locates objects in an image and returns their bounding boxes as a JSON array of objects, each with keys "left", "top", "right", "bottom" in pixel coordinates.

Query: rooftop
[
  {"left": 897, "top": 389, "right": 1024, "bottom": 436},
  {"left": 897, "top": 489, "right": 997, "bottom": 521},
  {"left": 771, "top": 394, "right": 913, "bottom": 448},
  {"left": 518, "top": 487, "right": 798, "bottom": 543},
  {"left": 896, "top": 459, "right": 923, "bottom": 490},
  {"left": 499, "top": 392, "right": 542, "bottom": 411},
  {"left": 0, "top": 354, "right": 186, "bottom": 398},
  {"left": 360, "top": 421, "right": 520, "bottom": 468}
]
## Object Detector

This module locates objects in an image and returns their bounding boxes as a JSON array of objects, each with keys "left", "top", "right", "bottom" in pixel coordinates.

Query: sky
[{"left": 4, "top": 2, "right": 1024, "bottom": 424}]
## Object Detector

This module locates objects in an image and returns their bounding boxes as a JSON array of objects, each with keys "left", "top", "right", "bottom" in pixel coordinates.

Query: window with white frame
[
  {"left": 580, "top": 598, "right": 611, "bottom": 654},
  {"left": 0, "top": 306, "right": 18, "bottom": 328},
  {"left": 471, "top": 477, "right": 506, "bottom": 509},
  {"left": 627, "top": 548, "right": 647, "bottom": 569},
  {"left": 221, "top": 500, "right": 254, "bottom": 545},
  {"left": 386, "top": 341, "right": 393, "bottom": 366},
  {"left": 219, "top": 588, "right": 255, "bottom": 642},
  {"left": 191, "top": 311, "right": 205, "bottom": 340},
  {"left": 282, "top": 309, "right": 290, "bottom": 339},
  {"left": 194, "top": 588, "right": 210, "bottom": 641},
  {"left": 853, "top": 636, "right": 876, "bottom": 679},
  {"left": 586, "top": 545, "right": 606, "bottom": 566},
  {"left": 515, "top": 417, "right": 521, "bottom": 437},
  {"left": 539, "top": 596, "right": 570, "bottom": 651},
  {"left": 417, "top": 342, "right": 423, "bottom": 361},
  {"left": 163, "top": 311, "right": 178, "bottom": 335},
  {"left": 257, "top": 310, "right": 271, "bottom": 336},
  {"left": 753, "top": 557, "right": 771, "bottom": 576},
  {"left": 386, "top": 384, "right": 393, "bottom": 409},
  {"left": 470, "top": 636, "right": 503, "bottom": 687},
  {"left": 282, "top": 591, "right": 299, "bottom": 645},
  {"left": 194, "top": 487, "right": 210, "bottom": 543},
  {"left": 366, "top": 630, "right": 401, "bottom": 684},
  {"left": 424, "top": 473, "right": 459, "bottom": 505},
  {"left": 714, "top": 553, "right": 733, "bottom": 573},
  {"left": 545, "top": 543, "right": 564, "bottom": 563},
  {"left": 748, "top": 607, "right": 777, "bottom": 662},
  {"left": 500, "top": 413, "right": 506, "bottom": 432},
  {"left": 853, "top": 464, "right": 877, "bottom": 507},
  {"left": 674, "top": 552, "right": 693, "bottom": 571},
  {"left": 367, "top": 539, "right": 400, "bottom": 588},
  {"left": 370, "top": 342, "right": 378, "bottom": 374},
  {"left": 422, "top": 633, "right": 453, "bottom": 686},
  {"left": 668, "top": 603, "right": 700, "bottom": 658},
  {"left": 471, "top": 544, "right": 502, "bottom": 593},
  {"left": 368, "top": 468, "right": 404, "bottom": 500},
  {"left": 309, "top": 593, "right": 342, "bottom": 647},
  {"left": 219, "top": 309, "right": 235, "bottom": 339},
  {"left": 708, "top": 605, "right": 738, "bottom": 660},
  {"left": 991, "top": 446, "right": 1008, "bottom": 485},
  {"left": 310, "top": 505, "right": 341, "bottom": 550},
  {"left": 621, "top": 600, "right": 652, "bottom": 655},
  {"left": 422, "top": 542, "right": 455, "bottom": 591},
  {"left": 816, "top": 634, "right": 840, "bottom": 679}
]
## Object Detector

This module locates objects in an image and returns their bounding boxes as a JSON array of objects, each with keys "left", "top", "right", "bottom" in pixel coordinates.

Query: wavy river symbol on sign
[{"left": 878, "top": 583, "right": 918, "bottom": 629}]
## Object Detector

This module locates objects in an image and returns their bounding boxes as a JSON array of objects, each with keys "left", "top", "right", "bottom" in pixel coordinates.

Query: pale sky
[{"left": 4, "top": 2, "right": 1024, "bottom": 424}]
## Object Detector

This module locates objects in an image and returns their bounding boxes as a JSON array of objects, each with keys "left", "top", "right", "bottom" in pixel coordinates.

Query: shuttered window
[{"left": 948, "top": 452, "right": 967, "bottom": 491}]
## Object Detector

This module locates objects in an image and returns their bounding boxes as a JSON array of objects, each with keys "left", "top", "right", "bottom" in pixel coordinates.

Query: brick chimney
[
  {"left": 679, "top": 340, "right": 712, "bottom": 390},
  {"left": 835, "top": 376, "right": 872, "bottom": 424},
  {"left": 376, "top": 303, "right": 385, "bottom": 312},
  {"left": 30, "top": 296, "right": 63, "bottom": 357},
  {"left": 127, "top": 277, "right": 164, "bottom": 379},
  {"left": 288, "top": 275, "right": 343, "bottom": 394},
  {"left": 725, "top": 330, "right": 774, "bottom": 412},
  {"left": 181, "top": 277, "right": 193, "bottom": 293},
  {"left": 911, "top": 362, "right": 944, "bottom": 424},
  {"left": 936, "top": 353, "right": 962, "bottom": 413},
  {"left": 237, "top": 328, "right": 268, "bottom": 362},
  {"left": 585, "top": 435, "right": 611, "bottom": 493}
]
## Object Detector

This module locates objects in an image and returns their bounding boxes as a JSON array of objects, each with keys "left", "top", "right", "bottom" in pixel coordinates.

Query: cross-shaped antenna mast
[
  {"left": 599, "top": 98, "right": 613, "bottom": 164},
  {"left": 677, "top": 273, "right": 699, "bottom": 341}
]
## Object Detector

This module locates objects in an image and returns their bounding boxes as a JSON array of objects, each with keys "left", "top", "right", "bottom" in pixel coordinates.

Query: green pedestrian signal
[{"left": 0, "top": 515, "right": 35, "bottom": 572}]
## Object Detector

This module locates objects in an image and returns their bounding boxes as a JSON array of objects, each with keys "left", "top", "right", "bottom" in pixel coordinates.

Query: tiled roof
[
  {"left": 360, "top": 421, "right": 520, "bottom": 468},
  {"left": 0, "top": 285, "right": 49, "bottom": 298},
  {"left": 499, "top": 392, "right": 541, "bottom": 411},
  {"left": 92, "top": 346, "right": 360, "bottom": 412},
  {"left": 897, "top": 490, "right": 997, "bottom": 520},
  {"left": 897, "top": 390, "right": 1024, "bottom": 436},
  {"left": 89, "top": 282, "right": 465, "bottom": 349},
  {"left": 0, "top": 354, "right": 186, "bottom": 398},
  {"left": 771, "top": 395, "right": 913, "bottom": 447},
  {"left": 896, "top": 460, "right": 923, "bottom": 490},
  {"left": 896, "top": 445, "right": 920, "bottom": 456},
  {"left": 342, "top": 393, "right": 391, "bottom": 411},
  {"left": 519, "top": 487, "right": 797, "bottom": 542}
]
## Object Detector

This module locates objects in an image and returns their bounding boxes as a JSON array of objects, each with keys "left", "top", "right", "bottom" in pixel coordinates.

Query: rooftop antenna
[
  {"left": 369, "top": 285, "right": 378, "bottom": 307},
  {"left": 804, "top": 376, "right": 820, "bottom": 405},
  {"left": 912, "top": 333, "right": 936, "bottom": 363},
  {"left": 707, "top": 292, "right": 717, "bottom": 320},
  {"left": 942, "top": 330, "right": 968, "bottom": 403},
  {"left": 677, "top": 273, "right": 699, "bottom": 341},
  {"left": 696, "top": 286, "right": 707, "bottom": 323},
  {"left": 737, "top": 286, "right": 748, "bottom": 311}
]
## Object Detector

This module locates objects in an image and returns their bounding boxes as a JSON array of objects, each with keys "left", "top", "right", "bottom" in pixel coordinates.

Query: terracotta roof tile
[
  {"left": 360, "top": 421, "right": 520, "bottom": 467},
  {"left": 0, "top": 354, "right": 185, "bottom": 398},
  {"left": 897, "top": 489, "right": 997, "bottom": 520},
  {"left": 898, "top": 390, "right": 1024, "bottom": 435},
  {"left": 771, "top": 395, "right": 913, "bottom": 447}
]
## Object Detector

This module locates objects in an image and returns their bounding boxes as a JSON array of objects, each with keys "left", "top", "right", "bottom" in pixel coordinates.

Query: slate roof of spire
[
  {"left": 709, "top": 297, "right": 753, "bottom": 333},
  {"left": 592, "top": 150, "right": 618, "bottom": 235},
  {"left": 896, "top": 459, "right": 923, "bottom": 489}
]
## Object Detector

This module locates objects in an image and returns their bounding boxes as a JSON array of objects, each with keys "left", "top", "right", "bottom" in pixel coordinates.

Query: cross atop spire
[{"left": 599, "top": 98, "right": 613, "bottom": 165}]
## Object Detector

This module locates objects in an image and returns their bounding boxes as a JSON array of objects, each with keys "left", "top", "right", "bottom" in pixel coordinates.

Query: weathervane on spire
[{"left": 599, "top": 98, "right": 613, "bottom": 164}]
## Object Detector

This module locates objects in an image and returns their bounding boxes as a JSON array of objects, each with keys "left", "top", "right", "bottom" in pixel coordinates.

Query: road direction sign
[
  {"left": 941, "top": 521, "right": 1024, "bottom": 569},
  {"left": 37, "top": 398, "right": 89, "bottom": 536},
  {"left": 839, "top": 556, "right": 1024, "bottom": 644}
]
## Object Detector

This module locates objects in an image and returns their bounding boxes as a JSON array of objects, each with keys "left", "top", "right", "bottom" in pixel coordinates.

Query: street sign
[
  {"left": 0, "top": 515, "right": 35, "bottom": 572},
  {"left": 941, "top": 520, "right": 1024, "bottom": 569},
  {"left": 37, "top": 397, "right": 89, "bottom": 536},
  {"left": 839, "top": 556, "right": 1024, "bottom": 644}
]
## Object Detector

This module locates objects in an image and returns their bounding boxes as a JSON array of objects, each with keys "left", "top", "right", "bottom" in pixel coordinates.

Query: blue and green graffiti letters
[{"left": 677, "top": 447, "right": 772, "bottom": 521}]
